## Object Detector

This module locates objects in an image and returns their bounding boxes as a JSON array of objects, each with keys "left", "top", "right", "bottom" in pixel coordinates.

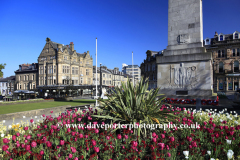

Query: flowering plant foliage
[{"left": 0, "top": 106, "right": 240, "bottom": 159}]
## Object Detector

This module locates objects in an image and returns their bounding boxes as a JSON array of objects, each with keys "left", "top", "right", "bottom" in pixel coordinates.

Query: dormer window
[
  {"left": 235, "top": 33, "right": 239, "bottom": 39},
  {"left": 233, "top": 31, "right": 239, "bottom": 39},
  {"left": 218, "top": 33, "right": 225, "bottom": 41},
  {"left": 205, "top": 38, "right": 211, "bottom": 45},
  {"left": 220, "top": 35, "right": 223, "bottom": 41}
]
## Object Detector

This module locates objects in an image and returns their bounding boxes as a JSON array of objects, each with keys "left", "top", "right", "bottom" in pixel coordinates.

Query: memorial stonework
[{"left": 156, "top": 0, "right": 214, "bottom": 99}]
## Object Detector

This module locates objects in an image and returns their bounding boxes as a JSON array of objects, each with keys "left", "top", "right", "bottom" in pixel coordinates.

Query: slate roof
[
  {"left": 0, "top": 76, "right": 15, "bottom": 82},
  {"left": 50, "top": 41, "right": 87, "bottom": 57}
]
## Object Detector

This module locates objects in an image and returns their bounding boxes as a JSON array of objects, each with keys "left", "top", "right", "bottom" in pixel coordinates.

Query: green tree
[{"left": 0, "top": 63, "right": 6, "bottom": 78}]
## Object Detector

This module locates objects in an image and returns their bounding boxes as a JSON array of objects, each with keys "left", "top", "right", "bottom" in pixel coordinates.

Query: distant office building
[
  {"left": 122, "top": 64, "right": 141, "bottom": 82},
  {"left": 15, "top": 63, "right": 38, "bottom": 90},
  {"left": 140, "top": 50, "right": 162, "bottom": 89},
  {"left": 204, "top": 31, "right": 240, "bottom": 92}
]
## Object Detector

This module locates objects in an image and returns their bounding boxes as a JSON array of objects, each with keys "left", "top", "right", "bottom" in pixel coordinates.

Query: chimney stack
[{"left": 70, "top": 42, "right": 74, "bottom": 52}]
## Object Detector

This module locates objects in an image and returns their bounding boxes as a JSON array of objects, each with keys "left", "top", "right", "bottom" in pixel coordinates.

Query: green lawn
[{"left": 0, "top": 99, "right": 96, "bottom": 115}]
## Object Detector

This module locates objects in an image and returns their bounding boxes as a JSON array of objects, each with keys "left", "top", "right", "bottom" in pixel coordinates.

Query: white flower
[
  {"left": 2, "top": 120, "right": 5, "bottom": 123},
  {"left": 226, "top": 139, "right": 232, "bottom": 144},
  {"left": 234, "top": 111, "right": 236, "bottom": 113},
  {"left": 8, "top": 125, "right": 12, "bottom": 129},
  {"left": 35, "top": 116, "right": 37, "bottom": 118},
  {"left": 214, "top": 109, "right": 217, "bottom": 111},
  {"left": 234, "top": 121, "right": 238, "bottom": 124},
  {"left": 227, "top": 150, "right": 234, "bottom": 159},
  {"left": 234, "top": 114, "right": 238, "bottom": 118},
  {"left": 210, "top": 158, "right": 215, "bottom": 160},
  {"left": 1, "top": 133, "right": 4, "bottom": 137},
  {"left": 207, "top": 151, "right": 211, "bottom": 155},
  {"left": 183, "top": 151, "right": 189, "bottom": 159},
  {"left": 23, "top": 116, "right": 26, "bottom": 118},
  {"left": 220, "top": 119, "right": 223, "bottom": 122},
  {"left": 200, "top": 113, "right": 203, "bottom": 116}
]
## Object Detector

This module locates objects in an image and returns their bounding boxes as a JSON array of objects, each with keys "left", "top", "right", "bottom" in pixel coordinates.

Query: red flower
[
  {"left": 25, "top": 145, "right": 31, "bottom": 151},
  {"left": 46, "top": 141, "right": 52, "bottom": 147},
  {"left": 30, "top": 119, "right": 34, "bottom": 123}
]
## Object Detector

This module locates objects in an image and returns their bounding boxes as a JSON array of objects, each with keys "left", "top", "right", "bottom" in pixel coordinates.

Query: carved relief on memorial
[{"left": 163, "top": 64, "right": 199, "bottom": 89}]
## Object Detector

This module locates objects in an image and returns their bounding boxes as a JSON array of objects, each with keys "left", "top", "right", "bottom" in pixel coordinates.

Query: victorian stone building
[
  {"left": 93, "top": 66, "right": 130, "bottom": 87},
  {"left": 140, "top": 50, "right": 162, "bottom": 89},
  {"left": 204, "top": 31, "right": 240, "bottom": 92},
  {"left": 38, "top": 38, "right": 93, "bottom": 87},
  {"left": 15, "top": 63, "right": 38, "bottom": 90}
]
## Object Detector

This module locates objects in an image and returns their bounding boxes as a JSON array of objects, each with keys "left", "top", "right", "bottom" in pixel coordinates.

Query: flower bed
[
  {"left": 163, "top": 97, "right": 219, "bottom": 106},
  {"left": 1, "top": 106, "right": 240, "bottom": 159}
]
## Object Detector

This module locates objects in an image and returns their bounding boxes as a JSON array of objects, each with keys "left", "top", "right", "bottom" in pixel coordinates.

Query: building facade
[
  {"left": 15, "top": 63, "right": 38, "bottom": 90},
  {"left": 122, "top": 64, "right": 141, "bottom": 82},
  {"left": 0, "top": 76, "right": 15, "bottom": 96},
  {"left": 204, "top": 31, "right": 240, "bottom": 92},
  {"left": 38, "top": 38, "right": 93, "bottom": 87},
  {"left": 140, "top": 50, "right": 162, "bottom": 89},
  {"left": 93, "top": 66, "right": 129, "bottom": 87}
]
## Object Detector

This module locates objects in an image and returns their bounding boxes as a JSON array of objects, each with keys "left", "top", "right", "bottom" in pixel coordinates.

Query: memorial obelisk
[{"left": 156, "top": 0, "right": 214, "bottom": 99}]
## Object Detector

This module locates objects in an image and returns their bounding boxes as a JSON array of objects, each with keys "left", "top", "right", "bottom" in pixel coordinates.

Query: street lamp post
[
  {"left": 132, "top": 51, "right": 134, "bottom": 87},
  {"left": 95, "top": 38, "right": 98, "bottom": 106},
  {"left": 100, "top": 63, "right": 102, "bottom": 98}
]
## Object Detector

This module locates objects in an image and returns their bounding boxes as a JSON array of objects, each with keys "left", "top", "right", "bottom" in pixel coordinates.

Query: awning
[
  {"left": 226, "top": 74, "right": 240, "bottom": 76},
  {"left": 13, "top": 90, "right": 35, "bottom": 94}
]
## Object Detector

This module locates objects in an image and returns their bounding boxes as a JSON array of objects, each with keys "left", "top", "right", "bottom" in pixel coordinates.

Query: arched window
[
  {"left": 233, "top": 49, "right": 236, "bottom": 56},
  {"left": 218, "top": 50, "right": 221, "bottom": 57},
  {"left": 219, "top": 62, "right": 223, "bottom": 73},
  {"left": 220, "top": 35, "right": 223, "bottom": 41},
  {"left": 235, "top": 33, "right": 239, "bottom": 39},
  {"left": 222, "top": 50, "right": 225, "bottom": 57},
  {"left": 234, "top": 61, "right": 239, "bottom": 72}
]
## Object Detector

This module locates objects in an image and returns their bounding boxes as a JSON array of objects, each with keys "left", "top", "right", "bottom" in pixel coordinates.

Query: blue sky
[{"left": 1, "top": 0, "right": 240, "bottom": 78}]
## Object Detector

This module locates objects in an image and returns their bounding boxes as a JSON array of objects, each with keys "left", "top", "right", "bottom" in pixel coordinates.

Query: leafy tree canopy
[{"left": 0, "top": 63, "right": 6, "bottom": 78}]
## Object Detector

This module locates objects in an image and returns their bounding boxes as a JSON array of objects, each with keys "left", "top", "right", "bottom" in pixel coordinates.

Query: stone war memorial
[{"left": 156, "top": 0, "right": 216, "bottom": 99}]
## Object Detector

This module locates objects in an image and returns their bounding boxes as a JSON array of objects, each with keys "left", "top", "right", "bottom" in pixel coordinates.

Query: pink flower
[
  {"left": 67, "top": 128, "right": 71, "bottom": 133},
  {"left": 16, "top": 133, "right": 20, "bottom": 137},
  {"left": 158, "top": 143, "right": 165, "bottom": 150},
  {"left": 44, "top": 125, "right": 47, "bottom": 128},
  {"left": 132, "top": 141, "right": 138, "bottom": 147},
  {"left": 117, "top": 134, "right": 122, "bottom": 139},
  {"left": 46, "top": 141, "right": 52, "bottom": 147},
  {"left": 94, "top": 147, "right": 99, "bottom": 152},
  {"left": 124, "top": 135, "right": 128, "bottom": 139},
  {"left": 92, "top": 140, "right": 97, "bottom": 146},
  {"left": 189, "top": 145, "right": 192, "bottom": 149},
  {"left": 188, "top": 137, "right": 192, "bottom": 142},
  {"left": 16, "top": 143, "right": 20, "bottom": 148},
  {"left": 69, "top": 154, "right": 73, "bottom": 158},
  {"left": 71, "top": 147, "right": 76, "bottom": 153},
  {"left": 31, "top": 141, "right": 37, "bottom": 148},
  {"left": 79, "top": 134, "right": 83, "bottom": 138},
  {"left": 78, "top": 118, "right": 82, "bottom": 121},
  {"left": 169, "top": 137, "right": 175, "bottom": 142},
  {"left": 60, "top": 140, "right": 65, "bottom": 145},
  {"left": 24, "top": 140, "right": 28, "bottom": 143},
  {"left": 84, "top": 135, "right": 88, "bottom": 138},
  {"left": 25, "top": 145, "right": 31, "bottom": 151},
  {"left": 42, "top": 114, "right": 45, "bottom": 117},
  {"left": 74, "top": 158, "right": 78, "bottom": 160},
  {"left": 51, "top": 111, "right": 53, "bottom": 113},
  {"left": 71, "top": 132, "right": 76, "bottom": 136},
  {"left": 2, "top": 145, "right": 9, "bottom": 151},
  {"left": 152, "top": 132, "right": 157, "bottom": 138},
  {"left": 24, "top": 126, "right": 28, "bottom": 131},
  {"left": 95, "top": 129, "right": 99, "bottom": 134},
  {"left": 88, "top": 116, "right": 92, "bottom": 120},
  {"left": 167, "top": 152, "right": 171, "bottom": 157},
  {"left": 26, "top": 135, "right": 31, "bottom": 140},
  {"left": 161, "top": 134, "right": 165, "bottom": 139},
  {"left": 40, "top": 150, "right": 44, "bottom": 155},
  {"left": 30, "top": 119, "right": 34, "bottom": 123},
  {"left": 106, "top": 136, "right": 110, "bottom": 140},
  {"left": 152, "top": 138, "right": 157, "bottom": 142},
  {"left": 3, "top": 138, "right": 9, "bottom": 144}
]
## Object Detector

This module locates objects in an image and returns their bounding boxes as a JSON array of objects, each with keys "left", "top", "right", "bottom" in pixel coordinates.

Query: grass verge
[{"left": 0, "top": 99, "right": 96, "bottom": 115}]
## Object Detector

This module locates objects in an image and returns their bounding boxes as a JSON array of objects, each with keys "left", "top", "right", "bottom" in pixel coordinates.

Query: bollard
[{"left": 196, "top": 98, "right": 201, "bottom": 111}]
